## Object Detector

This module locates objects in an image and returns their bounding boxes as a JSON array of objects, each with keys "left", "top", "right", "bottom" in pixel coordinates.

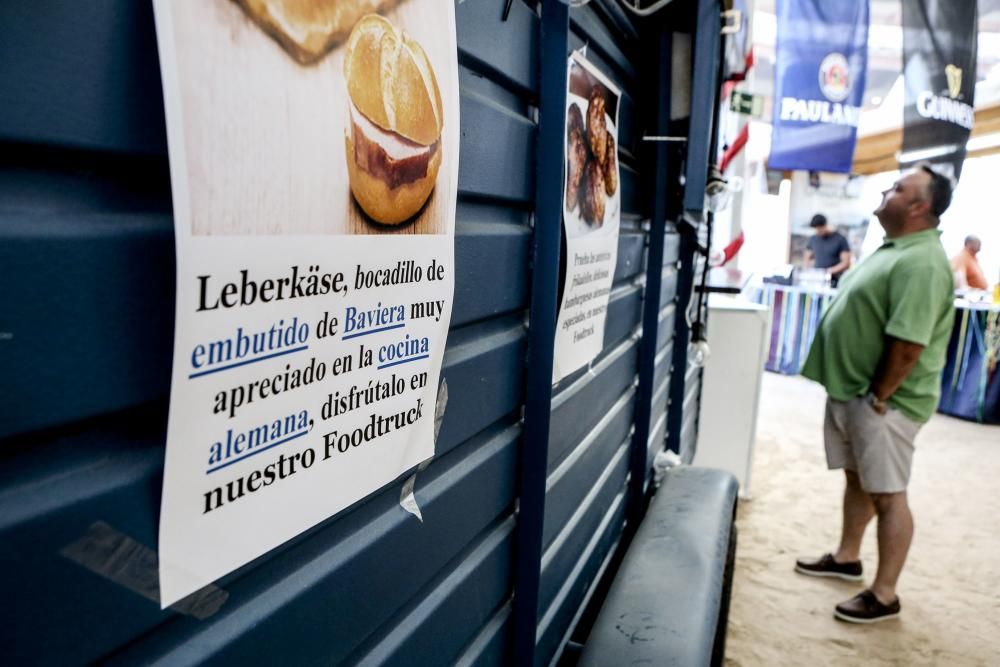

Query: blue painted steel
[
  {"left": 457, "top": 0, "right": 539, "bottom": 95},
  {"left": 534, "top": 5, "right": 664, "bottom": 663},
  {"left": 0, "top": 0, "right": 717, "bottom": 664},
  {"left": 628, "top": 25, "right": 673, "bottom": 529},
  {"left": 671, "top": 0, "right": 720, "bottom": 453},
  {"left": 512, "top": 2, "right": 567, "bottom": 665},
  {"left": 544, "top": 391, "right": 637, "bottom": 550},
  {"left": 1, "top": 2, "right": 535, "bottom": 666},
  {"left": 0, "top": 1, "right": 166, "bottom": 154},
  {"left": 548, "top": 339, "right": 639, "bottom": 472},
  {"left": 656, "top": 305, "right": 677, "bottom": 353},
  {"left": 613, "top": 231, "right": 647, "bottom": 283},
  {"left": 683, "top": 0, "right": 722, "bottom": 218}
]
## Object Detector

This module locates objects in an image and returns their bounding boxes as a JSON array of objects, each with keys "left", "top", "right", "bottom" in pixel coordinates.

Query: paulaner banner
[
  {"left": 901, "top": 0, "right": 978, "bottom": 180},
  {"left": 769, "top": 0, "right": 869, "bottom": 173},
  {"left": 153, "top": 0, "right": 459, "bottom": 606}
]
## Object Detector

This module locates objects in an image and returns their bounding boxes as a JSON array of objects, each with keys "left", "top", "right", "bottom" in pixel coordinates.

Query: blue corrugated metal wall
[
  {"left": 535, "top": 6, "right": 655, "bottom": 664},
  {"left": 0, "top": 1, "right": 717, "bottom": 665}
]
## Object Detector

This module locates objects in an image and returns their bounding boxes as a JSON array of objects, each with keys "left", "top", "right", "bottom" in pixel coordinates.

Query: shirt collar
[{"left": 881, "top": 228, "right": 942, "bottom": 249}]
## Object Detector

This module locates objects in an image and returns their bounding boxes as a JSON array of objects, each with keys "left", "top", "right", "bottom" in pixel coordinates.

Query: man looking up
[
  {"left": 950, "top": 234, "right": 988, "bottom": 290},
  {"left": 804, "top": 213, "right": 852, "bottom": 286},
  {"left": 795, "top": 165, "right": 955, "bottom": 624}
]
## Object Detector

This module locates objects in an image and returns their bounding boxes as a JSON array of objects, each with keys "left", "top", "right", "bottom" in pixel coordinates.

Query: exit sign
[{"left": 730, "top": 91, "right": 763, "bottom": 117}]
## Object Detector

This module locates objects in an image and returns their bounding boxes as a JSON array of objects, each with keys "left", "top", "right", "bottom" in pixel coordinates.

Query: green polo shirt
[{"left": 801, "top": 228, "right": 955, "bottom": 422}]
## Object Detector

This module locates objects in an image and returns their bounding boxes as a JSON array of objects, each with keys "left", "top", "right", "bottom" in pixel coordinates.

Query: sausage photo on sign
[
  {"left": 553, "top": 51, "right": 623, "bottom": 383},
  {"left": 564, "top": 79, "right": 618, "bottom": 229},
  {"left": 587, "top": 86, "right": 608, "bottom": 168},
  {"left": 582, "top": 159, "right": 606, "bottom": 225},
  {"left": 566, "top": 103, "right": 587, "bottom": 212},
  {"left": 602, "top": 132, "right": 618, "bottom": 196}
]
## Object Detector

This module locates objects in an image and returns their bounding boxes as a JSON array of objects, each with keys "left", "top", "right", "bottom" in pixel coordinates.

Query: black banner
[{"left": 901, "top": 0, "right": 978, "bottom": 179}]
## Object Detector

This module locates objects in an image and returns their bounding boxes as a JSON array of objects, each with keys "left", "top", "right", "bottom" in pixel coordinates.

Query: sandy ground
[{"left": 725, "top": 373, "right": 1000, "bottom": 667}]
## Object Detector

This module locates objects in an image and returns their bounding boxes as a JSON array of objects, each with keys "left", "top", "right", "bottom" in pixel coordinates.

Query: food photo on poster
[
  {"left": 152, "top": 0, "right": 459, "bottom": 606},
  {"left": 553, "top": 52, "right": 622, "bottom": 383}
]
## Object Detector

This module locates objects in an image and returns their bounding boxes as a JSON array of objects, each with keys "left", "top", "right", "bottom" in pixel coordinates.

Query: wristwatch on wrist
[{"left": 867, "top": 393, "right": 888, "bottom": 415}]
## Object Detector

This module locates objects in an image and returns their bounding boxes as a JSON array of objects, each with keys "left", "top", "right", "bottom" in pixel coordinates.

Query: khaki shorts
[{"left": 824, "top": 397, "right": 922, "bottom": 494}]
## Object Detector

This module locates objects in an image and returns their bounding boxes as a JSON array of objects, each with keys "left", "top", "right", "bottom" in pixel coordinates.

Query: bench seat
[{"left": 580, "top": 466, "right": 738, "bottom": 667}]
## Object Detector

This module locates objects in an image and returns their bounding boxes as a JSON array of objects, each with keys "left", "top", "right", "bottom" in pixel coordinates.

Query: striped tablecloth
[
  {"left": 749, "top": 284, "right": 836, "bottom": 376},
  {"left": 750, "top": 285, "right": 1000, "bottom": 424},
  {"left": 939, "top": 304, "right": 1000, "bottom": 424}
]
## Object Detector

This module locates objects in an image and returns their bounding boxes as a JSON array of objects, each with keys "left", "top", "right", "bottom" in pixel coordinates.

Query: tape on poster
[
  {"left": 61, "top": 521, "right": 228, "bottom": 619},
  {"left": 399, "top": 379, "right": 449, "bottom": 521}
]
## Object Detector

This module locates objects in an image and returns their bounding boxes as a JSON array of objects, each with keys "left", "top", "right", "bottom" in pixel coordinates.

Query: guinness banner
[
  {"left": 769, "top": 0, "right": 869, "bottom": 173},
  {"left": 902, "top": 0, "right": 978, "bottom": 179}
]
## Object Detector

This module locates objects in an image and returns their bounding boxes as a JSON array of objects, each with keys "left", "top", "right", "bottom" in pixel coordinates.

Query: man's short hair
[
  {"left": 809, "top": 214, "right": 828, "bottom": 228},
  {"left": 965, "top": 234, "right": 980, "bottom": 246},
  {"left": 917, "top": 163, "right": 953, "bottom": 219}
]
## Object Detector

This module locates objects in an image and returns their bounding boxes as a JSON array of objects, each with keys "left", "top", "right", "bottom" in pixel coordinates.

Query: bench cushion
[{"left": 580, "top": 466, "right": 738, "bottom": 666}]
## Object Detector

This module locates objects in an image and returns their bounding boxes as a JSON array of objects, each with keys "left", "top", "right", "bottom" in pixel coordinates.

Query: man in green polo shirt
[{"left": 793, "top": 165, "right": 955, "bottom": 624}]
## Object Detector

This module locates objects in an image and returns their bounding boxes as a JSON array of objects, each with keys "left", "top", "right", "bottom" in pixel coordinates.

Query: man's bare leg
[
  {"left": 869, "top": 491, "right": 913, "bottom": 604},
  {"left": 833, "top": 470, "right": 875, "bottom": 563}
]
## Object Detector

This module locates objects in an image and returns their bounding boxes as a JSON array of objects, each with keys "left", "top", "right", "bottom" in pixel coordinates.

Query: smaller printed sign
[{"left": 553, "top": 53, "right": 622, "bottom": 384}]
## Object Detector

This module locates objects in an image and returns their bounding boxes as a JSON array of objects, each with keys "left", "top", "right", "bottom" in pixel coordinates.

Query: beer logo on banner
[
  {"left": 818, "top": 53, "right": 851, "bottom": 102},
  {"left": 779, "top": 49, "right": 860, "bottom": 128},
  {"left": 916, "top": 63, "right": 973, "bottom": 130},
  {"left": 946, "top": 64, "right": 963, "bottom": 99}
]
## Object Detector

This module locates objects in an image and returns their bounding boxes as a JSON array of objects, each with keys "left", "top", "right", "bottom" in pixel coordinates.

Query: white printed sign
[
  {"left": 153, "top": 0, "right": 459, "bottom": 606},
  {"left": 553, "top": 53, "right": 623, "bottom": 383}
]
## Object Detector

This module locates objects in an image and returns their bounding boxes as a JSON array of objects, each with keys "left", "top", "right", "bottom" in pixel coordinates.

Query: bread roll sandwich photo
[{"left": 344, "top": 14, "right": 443, "bottom": 225}]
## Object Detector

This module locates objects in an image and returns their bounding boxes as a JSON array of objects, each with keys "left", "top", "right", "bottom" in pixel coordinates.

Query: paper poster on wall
[
  {"left": 553, "top": 53, "right": 622, "bottom": 383},
  {"left": 152, "top": 0, "right": 459, "bottom": 607}
]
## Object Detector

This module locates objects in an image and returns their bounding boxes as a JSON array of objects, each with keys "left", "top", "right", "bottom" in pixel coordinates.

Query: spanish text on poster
[
  {"left": 553, "top": 53, "right": 622, "bottom": 383},
  {"left": 153, "top": 0, "right": 459, "bottom": 606}
]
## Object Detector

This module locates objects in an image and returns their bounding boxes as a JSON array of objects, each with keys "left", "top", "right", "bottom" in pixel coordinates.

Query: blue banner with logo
[{"left": 769, "top": 0, "right": 869, "bottom": 173}]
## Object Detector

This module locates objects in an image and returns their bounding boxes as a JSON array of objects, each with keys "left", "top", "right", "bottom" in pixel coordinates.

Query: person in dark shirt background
[{"left": 805, "top": 214, "right": 852, "bottom": 285}]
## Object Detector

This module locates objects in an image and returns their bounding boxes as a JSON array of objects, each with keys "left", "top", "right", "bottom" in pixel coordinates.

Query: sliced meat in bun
[{"left": 344, "top": 14, "right": 443, "bottom": 225}]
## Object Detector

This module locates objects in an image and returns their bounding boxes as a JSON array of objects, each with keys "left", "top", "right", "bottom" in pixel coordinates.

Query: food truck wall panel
[
  {"left": 0, "top": 1, "right": 166, "bottom": 154},
  {"left": 650, "top": 228, "right": 681, "bottom": 472},
  {"left": 0, "top": 1, "right": 535, "bottom": 666},
  {"left": 679, "top": 224, "right": 710, "bottom": 464},
  {"left": 681, "top": 255, "right": 709, "bottom": 467},
  {"left": 532, "top": 4, "right": 662, "bottom": 664},
  {"left": 0, "top": 1, "right": 709, "bottom": 664}
]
